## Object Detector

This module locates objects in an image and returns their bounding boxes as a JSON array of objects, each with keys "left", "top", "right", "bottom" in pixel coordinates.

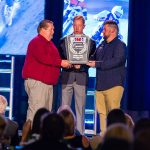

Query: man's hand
[
  {"left": 87, "top": 61, "right": 96, "bottom": 67},
  {"left": 73, "top": 64, "right": 81, "bottom": 69},
  {"left": 61, "top": 60, "right": 72, "bottom": 68}
]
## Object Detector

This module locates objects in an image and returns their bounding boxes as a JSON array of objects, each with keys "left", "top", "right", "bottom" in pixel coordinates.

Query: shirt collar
[{"left": 38, "top": 34, "right": 51, "bottom": 43}]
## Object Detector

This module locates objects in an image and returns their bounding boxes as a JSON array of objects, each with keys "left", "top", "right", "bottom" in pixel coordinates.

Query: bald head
[{"left": 0, "top": 95, "right": 8, "bottom": 114}]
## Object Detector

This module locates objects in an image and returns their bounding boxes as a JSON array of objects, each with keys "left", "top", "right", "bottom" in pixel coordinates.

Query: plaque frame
[{"left": 65, "top": 34, "right": 91, "bottom": 64}]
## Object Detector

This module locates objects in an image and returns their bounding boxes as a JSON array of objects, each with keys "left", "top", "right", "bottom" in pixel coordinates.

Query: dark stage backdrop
[
  {"left": 127, "top": 0, "right": 150, "bottom": 110},
  {"left": 45, "top": 0, "right": 64, "bottom": 47}
]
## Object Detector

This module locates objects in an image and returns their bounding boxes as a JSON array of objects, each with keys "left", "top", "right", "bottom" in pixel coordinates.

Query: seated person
[
  {"left": 22, "top": 113, "right": 69, "bottom": 150},
  {"left": 0, "top": 95, "right": 19, "bottom": 146},
  {"left": 58, "top": 105, "right": 91, "bottom": 150},
  {"left": 90, "top": 108, "right": 127, "bottom": 150},
  {"left": 20, "top": 108, "right": 49, "bottom": 145}
]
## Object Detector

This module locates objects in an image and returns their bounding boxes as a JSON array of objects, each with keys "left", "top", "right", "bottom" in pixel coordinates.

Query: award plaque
[{"left": 65, "top": 34, "right": 91, "bottom": 64}]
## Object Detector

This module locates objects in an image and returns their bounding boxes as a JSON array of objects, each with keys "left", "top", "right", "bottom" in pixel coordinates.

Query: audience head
[
  {"left": 134, "top": 129, "right": 150, "bottom": 150},
  {"left": 100, "top": 138, "right": 132, "bottom": 150},
  {"left": 40, "top": 112, "right": 65, "bottom": 141},
  {"left": 0, "top": 95, "right": 8, "bottom": 115},
  {"left": 57, "top": 105, "right": 73, "bottom": 114},
  {"left": 107, "top": 109, "right": 126, "bottom": 127},
  {"left": 103, "top": 123, "right": 133, "bottom": 143},
  {"left": 57, "top": 105, "right": 76, "bottom": 136},
  {"left": 32, "top": 107, "right": 49, "bottom": 134},
  {"left": 99, "top": 119, "right": 133, "bottom": 150},
  {"left": 125, "top": 113, "right": 134, "bottom": 129}
]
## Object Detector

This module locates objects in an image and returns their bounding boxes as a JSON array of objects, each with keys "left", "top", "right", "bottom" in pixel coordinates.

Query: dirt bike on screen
[
  {"left": 91, "top": 6, "right": 124, "bottom": 47},
  {"left": 0, "top": 0, "right": 20, "bottom": 47}
]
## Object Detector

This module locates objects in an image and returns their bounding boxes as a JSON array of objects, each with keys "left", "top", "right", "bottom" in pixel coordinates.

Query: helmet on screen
[{"left": 111, "top": 6, "right": 123, "bottom": 19}]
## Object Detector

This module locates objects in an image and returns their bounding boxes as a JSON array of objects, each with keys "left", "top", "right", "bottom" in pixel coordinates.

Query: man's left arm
[
  {"left": 77, "top": 39, "right": 96, "bottom": 71},
  {"left": 96, "top": 42, "right": 126, "bottom": 70}
]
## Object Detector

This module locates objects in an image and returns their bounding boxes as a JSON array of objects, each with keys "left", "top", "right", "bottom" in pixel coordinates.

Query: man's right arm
[
  {"left": 61, "top": 60, "right": 71, "bottom": 68},
  {"left": 59, "top": 38, "right": 72, "bottom": 68}
]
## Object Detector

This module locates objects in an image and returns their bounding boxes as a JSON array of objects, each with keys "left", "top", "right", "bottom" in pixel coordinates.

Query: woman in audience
[
  {"left": 20, "top": 107, "right": 49, "bottom": 145},
  {"left": 125, "top": 113, "right": 134, "bottom": 129},
  {"left": 90, "top": 108, "right": 127, "bottom": 150},
  {"left": 58, "top": 105, "right": 92, "bottom": 150},
  {"left": 31, "top": 108, "right": 49, "bottom": 136},
  {"left": 106, "top": 109, "right": 126, "bottom": 127},
  {"left": 133, "top": 128, "right": 150, "bottom": 150},
  {"left": 96, "top": 123, "right": 133, "bottom": 150},
  {"left": 0, "top": 95, "right": 19, "bottom": 146},
  {"left": 99, "top": 138, "right": 132, "bottom": 150},
  {"left": 22, "top": 112, "right": 69, "bottom": 150},
  {"left": 102, "top": 123, "right": 133, "bottom": 143}
]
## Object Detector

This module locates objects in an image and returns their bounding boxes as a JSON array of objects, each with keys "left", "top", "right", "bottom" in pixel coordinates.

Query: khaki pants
[
  {"left": 96, "top": 86, "right": 124, "bottom": 134},
  {"left": 25, "top": 78, "right": 53, "bottom": 121}
]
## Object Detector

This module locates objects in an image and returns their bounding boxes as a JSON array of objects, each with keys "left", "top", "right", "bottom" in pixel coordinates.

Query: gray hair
[{"left": 37, "top": 19, "right": 53, "bottom": 33}]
